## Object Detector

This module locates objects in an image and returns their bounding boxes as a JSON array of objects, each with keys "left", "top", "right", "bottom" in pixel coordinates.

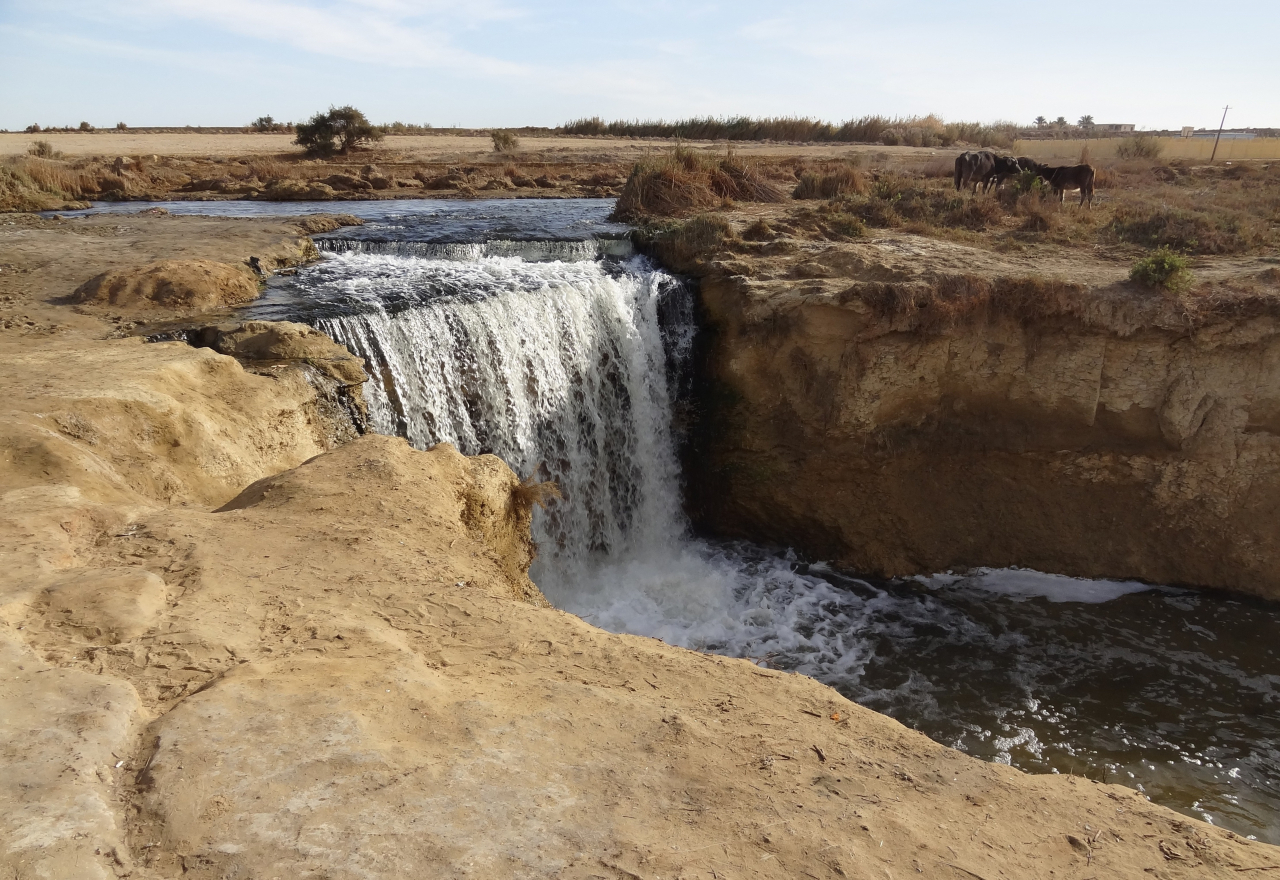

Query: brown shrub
[
  {"left": 512, "top": 475, "right": 562, "bottom": 515},
  {"left": 1017, "top": 195, "right": 1060, "bottom": 233},
  {"left": 1102, "top": 203, "right": 1262, "bottom": 254},
  {"left": 742, "top": 218, "right": 776, "bottom": 241},
  {"left": 248, "top": 158, "right": 289, "bottom": 181},
  {"left": 943, "top": 197, "right": 1004, "bottom": 230},
  {"left": 793, "top": 165, "right": 869, "bottom": 199},
  {"left": 20, "top": 158, "right": 94, "bottom": 197},
  {"left": 643, "top": 214, "right": 736, "bottom": 269},
  {"left": 855, "top": 274, "right": 1093, "bottom": 333}
]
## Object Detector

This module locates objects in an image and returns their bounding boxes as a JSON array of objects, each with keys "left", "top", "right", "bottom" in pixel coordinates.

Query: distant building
[
  {"left": 1181, "top": 126, "right": 1195, "bottom": 138},
  {"left": 1190, "top": 129, "right": 1257, "bottom": 140},
  {"left": 1095, "top": 124, "right": 1136, "bottom": 133}
]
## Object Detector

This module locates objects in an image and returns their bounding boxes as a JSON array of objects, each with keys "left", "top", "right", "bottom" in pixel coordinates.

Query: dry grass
[
  {"left": 246, "top": 158, "right": 290, "bottom": 181},
  {"left": 1014, "top": 137, "right": 1280, "bottom": 163},
  {"left": 614, "top": 148, "right": 786, "bottom": 220},
  {"left": 793, "top": 164, "right": 869, "bottom": 199},
  {"left": 512, "top": 475, "right": 562, "bottom": 514}
]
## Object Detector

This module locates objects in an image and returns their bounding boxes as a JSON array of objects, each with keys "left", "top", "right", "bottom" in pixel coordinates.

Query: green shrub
[
  {"left": 294, "top": 106, "right": 383, "bottom": 156},
  {"left": 1130, "top": 247, "right": 1193, "bottom": 291},
  {"left": 28, "top": 140, "right": 57, "bottom": 159},
  {"left": 78, "top": 121, "right": 93, "bottom": 132},
  {"left": 1116, "top": 135, "right": 1162, "bottom": 160},
  {"left": 115, "top": 122, "right": 128, "bottom": 130}
]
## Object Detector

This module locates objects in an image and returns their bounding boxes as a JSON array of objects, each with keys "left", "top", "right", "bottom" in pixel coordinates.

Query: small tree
[
  {"left": 79, "top": 121, "right": 93, "bottom": 132},
  {"left": 251, "top": 115, "right": 277, "bottom": 132},
  {"left": 294, "top": 106, "right": 383, "bottom": 156},
  {"left": 116, "top": 122, "right": 128, "bottom": 130},
  {"left": 25, "top": 123, "right": 41, "bottom": 133}
]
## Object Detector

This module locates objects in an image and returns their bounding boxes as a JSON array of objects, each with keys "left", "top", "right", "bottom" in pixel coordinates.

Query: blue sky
[{"left": 2, "top": 0, "right": 1276, "bottom": 131}]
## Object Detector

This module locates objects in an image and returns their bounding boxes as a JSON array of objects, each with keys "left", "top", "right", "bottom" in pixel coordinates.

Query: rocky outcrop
[
  {"left": 72, "top": 259, "right": 260, "bottom": 313},
  {"left": 683, "top": 228, "right": 1280, "bottom": 599}
]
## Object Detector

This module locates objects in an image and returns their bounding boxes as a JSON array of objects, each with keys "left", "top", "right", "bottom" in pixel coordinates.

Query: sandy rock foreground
[{"left": 2, "top": 216, "right": 1278, "bottom": 879}]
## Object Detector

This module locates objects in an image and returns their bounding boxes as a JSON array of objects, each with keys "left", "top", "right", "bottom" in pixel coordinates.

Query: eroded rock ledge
[{"left": 669, "top": 222, "right": 1280, "bottom": 599}]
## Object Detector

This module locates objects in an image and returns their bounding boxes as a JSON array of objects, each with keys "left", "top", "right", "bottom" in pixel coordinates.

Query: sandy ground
[{"left": 2, "top": 213, "right": 1280, "bottom": 878}]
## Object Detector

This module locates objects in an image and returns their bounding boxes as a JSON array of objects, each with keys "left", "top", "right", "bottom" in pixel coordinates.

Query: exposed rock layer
[{"left": 681, "top": 224, "right": 1280, "bottom": 598}]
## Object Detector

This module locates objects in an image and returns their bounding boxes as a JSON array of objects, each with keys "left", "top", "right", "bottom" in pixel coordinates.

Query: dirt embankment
[{"left": 668, "top": 209, "right": 1280, "bottom": 599}]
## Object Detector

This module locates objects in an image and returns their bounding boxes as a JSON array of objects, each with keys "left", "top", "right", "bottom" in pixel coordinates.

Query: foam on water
[{"left": 916, "top": 568, "right": 1155, "bottom": 603}]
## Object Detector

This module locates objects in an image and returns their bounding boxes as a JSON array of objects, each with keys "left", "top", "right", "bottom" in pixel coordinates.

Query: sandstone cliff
[{"left": 678, "top": 221, "right": 1280, "bottom": 599}]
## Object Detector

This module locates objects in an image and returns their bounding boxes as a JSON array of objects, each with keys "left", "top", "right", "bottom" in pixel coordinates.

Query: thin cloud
[{"left": 53, "top": 0, "right": 531, "bottom": 76}]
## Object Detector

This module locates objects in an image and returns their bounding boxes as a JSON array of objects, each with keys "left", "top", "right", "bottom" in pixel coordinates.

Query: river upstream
[{"left": 70, "top": 198, "right": 1280, "bottom": 843}]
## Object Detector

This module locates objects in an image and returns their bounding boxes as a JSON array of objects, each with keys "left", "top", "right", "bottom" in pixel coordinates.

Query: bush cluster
[
  {"left": 294, "top": 106, "right": 383, "bottom": 156},
  {"left": 491, "top": 130, "right": 520, "bottom": 153},
  {"left": 560, "top": 115, "right": 1015, "bottom": 148},
  {"left": 1116, "top": 135, "right": 1163, "bottom": 160},
  {"left": 1129, "top": 246, "right": 1193, "bottom": 291},
  {"left": 613, "top": 147, "right": 787, "bottom": 220}
]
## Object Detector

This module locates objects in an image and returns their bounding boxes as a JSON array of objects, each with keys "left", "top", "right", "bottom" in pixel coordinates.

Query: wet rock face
[
  {"left": 685, "top": 256, "right": 1280, "bottom": 600},
  {"left": 191, "top": 320, "right": 368, "bottom": 386}
]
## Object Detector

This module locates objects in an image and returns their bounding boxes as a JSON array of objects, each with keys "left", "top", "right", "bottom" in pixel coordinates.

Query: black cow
[
  {"left": 1034, "top": 163, "right": 1097, "bottom": 207},
  {"left": 982, "top": 155, "right": 1024, "bottom": 193},
  {"left": 954, "top": 151, "right": 996, "bottom": 193}
]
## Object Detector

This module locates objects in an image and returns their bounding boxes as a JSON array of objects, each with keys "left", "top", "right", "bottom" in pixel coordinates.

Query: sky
[{"left": 1, "top": 0, "right": 1277, "bottom": 131}]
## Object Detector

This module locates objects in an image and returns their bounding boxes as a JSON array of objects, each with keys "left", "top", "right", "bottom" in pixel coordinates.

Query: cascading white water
[
  {"left": 315, "top": 252, "right": 688, "bottom": 583},
  {"left": 308, "top": 252, "right": 878, "bottom": 668}
]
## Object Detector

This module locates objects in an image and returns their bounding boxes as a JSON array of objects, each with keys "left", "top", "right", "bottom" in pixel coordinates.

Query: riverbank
[{"left": 4, "top": 206, "right": 1278, "bottom": 875}]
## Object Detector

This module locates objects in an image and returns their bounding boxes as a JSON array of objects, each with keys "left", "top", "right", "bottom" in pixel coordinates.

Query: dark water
[
  {"left": 786, "top": 559, "right": 1280, "bottom": 842},
  {"left": 50, "top": 198, "right": 629, "bottom": 243},
  {"left": 103, "top": 197, "right": 1280, "bottom": 843}
]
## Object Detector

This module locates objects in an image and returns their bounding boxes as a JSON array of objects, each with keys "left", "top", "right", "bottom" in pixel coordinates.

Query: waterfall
[
  {"left": 315, "top": 238, "right": 635, "bottom": 262},
  {"left": 312, "top": 252, "right": 692, "bottom": 590}
]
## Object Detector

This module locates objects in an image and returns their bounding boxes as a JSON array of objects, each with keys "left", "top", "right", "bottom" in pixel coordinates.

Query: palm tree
[
  {"left": 1034, "top": 116, "right": 1048, "bottom": 128},
  {"left": 1078, "top": 115, "right": 1095, "bottom": 128},
  {"left": 1053, "top": 116, "right": 1068, "bottom": 128}
]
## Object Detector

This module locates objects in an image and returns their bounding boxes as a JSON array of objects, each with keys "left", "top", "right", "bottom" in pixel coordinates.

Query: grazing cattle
[
  {"left": 954, "top": 150, "right": 996, "bottom": 193},
  {"left": 1035, "top": 163, "right": 1096, "bottom": 207},
  {"left": 982, "top": 154, "right": 1024, "bottom": 193}
]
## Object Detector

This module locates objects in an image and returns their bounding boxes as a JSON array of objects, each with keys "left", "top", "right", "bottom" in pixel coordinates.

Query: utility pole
[{"left": 1210, "top": 105, "right": 1231, "bottom": 162}]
